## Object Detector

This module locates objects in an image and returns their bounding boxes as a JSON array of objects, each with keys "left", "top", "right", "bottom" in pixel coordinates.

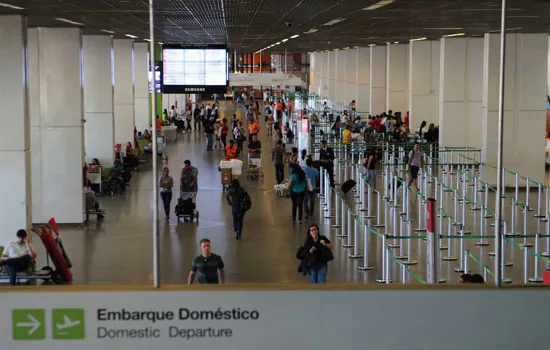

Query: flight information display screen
[{"left": 162, "top": 46, "right": 228, "bottom": 93}]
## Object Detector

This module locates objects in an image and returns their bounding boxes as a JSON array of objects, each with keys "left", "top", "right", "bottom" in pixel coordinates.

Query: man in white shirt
[{"left": 1, "top": 230, "right": 37, "bottom": 286}]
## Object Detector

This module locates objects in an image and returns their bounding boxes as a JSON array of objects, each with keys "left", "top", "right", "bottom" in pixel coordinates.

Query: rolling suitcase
[{"left": 341, "top": 179, "right": 356, "bottom": 194}]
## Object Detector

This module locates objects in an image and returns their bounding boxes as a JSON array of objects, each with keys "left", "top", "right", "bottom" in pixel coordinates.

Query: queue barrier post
[
  {"left": 500, "top": 232, "right": 513, "bottom": 284},
  {"left": 373, "top": 191, "right": 384, "bottom": 228},
  {"left": 515, "top": 173, "right": 519, "bottom": 202},
  {"left": 525, "top": 178, "right": 533, "bottom": 212},
  {"left": 324, "top": 175, "right": 334, "bottom": 219},
  {"left": 454, "top": 223, "right": 466, "bottom": 273},
  {"left": 395, "top": 216, "right": 408, "bottom": 260},
  {"left": 460, "top": 176, "right": 471, "bottom": 235},
  {"left": 376, "top": 235, "right": 392, "bottom": 283},
  {"left": 483, "top": 184, "right": 493, "bottom": 219},
  {"left": 442, "top": 216, "right": 458, "bottom": 261},
  {"left": 358, "top": 223, "right": 375, "bottom": 271},
  {"left": 464, "top": 249, "right": 470, "bottom": 274},
  {"left": 403, "top": 220, "right": 418, "bottom": 265},
  {"left": 348, "top": 214, "right": 363, "bottom": 259},
  {"left": 388, "top": 204, "right": 400, "bottom": 249},
  {"left": 337, "top": 195, "right": 347, "bottom": 238},
  {"left": 475, "top": 205, "right": 490, "bottom": 247},
  {"left": 528, "top": 233, "right": 544, "bottom": 283},
  {"left": 331, "top": 189, "right": 341, "bottom": 229},
  {"left": 543, "top": 213, "right": 550, "bottom": 257},
  {"left": 364, "top": 184, "right": 375, "bottom": 219},
  {"left": 471, "top": 177, "right": 481, "bottom": 211},
  {"left": 414, "top": 191, "right": 426, "bottom": 232},
  {"left": 535, "top": 183, "right": 544, "bottom": 218},
  {"left": 521, "top": 203, "right": 533, "bottom": 248},
  {"left": 342, "top": 207, "right": 354, "bottom": 248}
]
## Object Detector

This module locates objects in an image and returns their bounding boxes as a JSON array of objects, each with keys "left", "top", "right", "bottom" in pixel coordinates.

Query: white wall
[
  {"left": 113, "top": 39, "right": 135, "bottom": 145},
  {"left": 387, "top": 44, "right": 409, "bottom": 113},
  {"left": 370, "top": 46, "right": 387, "bottom": 115},
  {"left": 356, "top": 47, "right": 370, "bottom": 114},
  {"left": 134, "top": 42, "right": 150, "bottom": 133},
  {"left": 409, "top": 41, "right": 440, "bottom": 130}
]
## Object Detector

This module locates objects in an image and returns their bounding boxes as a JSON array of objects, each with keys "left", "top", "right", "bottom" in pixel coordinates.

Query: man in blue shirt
[{"left": 303, "top": 158, "right": 319, "bottom": 218}]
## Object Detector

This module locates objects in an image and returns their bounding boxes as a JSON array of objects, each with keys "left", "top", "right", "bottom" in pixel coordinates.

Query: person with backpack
[
  {"left": 225, "top": 179, "right": 250, "bottom": 240},
  {"left": 407, "top": 142, "right": 424, "bottom": 189},
  {"left": 289, "top": 164, "right": 307, "bottom": 223},
  {"left": 296, "top": 224, "right": 334, "bottom": 284}
]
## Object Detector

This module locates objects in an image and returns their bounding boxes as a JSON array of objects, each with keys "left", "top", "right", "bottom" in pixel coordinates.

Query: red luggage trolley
[{"left": 30, "top": 218, "right": 73, "bottom": 284}]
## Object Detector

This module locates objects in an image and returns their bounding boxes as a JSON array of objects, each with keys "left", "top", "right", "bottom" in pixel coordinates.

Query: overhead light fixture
[
  {"left": 290, "top": 34, "right": 300, "bottom": 39},
  {"left": 334, "top": 48, "right": 339, "bottom": 51},
  {"left": 386, "top": 42, "right": 391, "bottom": 45},
  {"left": 282, "top": 38, "right": 289, "bottom": 42},
  {"left": 101, "top": 29, "right": 115, "bottom": 34},
  {"left": 343, "top": 47, "right": 350, "bottom": 50},
  {"left": 363, "top": 0, "right": 396, "bottom": 11},
  {"left": 144, "top": 39, "right": 151, "bottom": 42},
  {"left": 54, "top": 18, "right": 84, "bottom": 26},
  {"left": 275, "top": 42, "right": 281, "bottom": 45},
  {"left": 159, "top": 42, "right": 164, "bottom": 45},
  {"left": 424, "top": 27, "right": 463, "bottom": 30},
  {"left": 393, "top": 41, "right": 399, "bottom": 44},
  {"left": 304, "top": 28, "right": 318, "bottom": 34},
  {"left": 354, "top": 46, "right": 359, "bottom": 48},
  {"left": 368, "top": 44, "right": 376, "bottom": 47},
  {"left": 0, "top": 2, "right": 24, "bottom": 9},
  {"left": 410, "top": 37, "right": 427, "bottom": 42},
  {"left": 488, "top": 27, "right": 522, "bottom": 33},
  {"left": 442, "top": 33, "right": 465, "bottom": 38},
  {"left": 323, "top": 18, "right": 346, "bottom": 26},
  {"left": 125, "top": 34, "right": 138, "bottom": 39}
]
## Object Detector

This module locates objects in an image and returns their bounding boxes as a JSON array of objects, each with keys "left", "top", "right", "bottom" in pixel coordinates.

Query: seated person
[
  {"left": 85, "top": 186, "right": 104, "bottom": 220},
  {"left": 247, "top": 134, "right": 262, "bottom": 158},
  {"left": 107, "top": 161, "right": 127, "bottom": 194},
  {"left": 124, "top": 142, "right": 140, "bottom": 167},
  {"left": 143, "top": 130, "right": 151, "bottom": 141},
  {"left": 225, "top": 139, "right": 238, "bottom": 160},
  {"left": 0, "top": 230, "right": 37, "bottom": 286}
]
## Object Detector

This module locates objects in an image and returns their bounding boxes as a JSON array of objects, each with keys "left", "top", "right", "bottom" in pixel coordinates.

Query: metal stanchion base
[
  {"left": 330, "top": 224, "right": 342, "bottom": 228},
  {"left": 348, "top": 254, "right": 364, "bottom": 259},
  {"left": 373, "top": 224, "right": 385, "bottom": 228},
  {"left": 414, "top": 228, "right": 427, "bottom": 232},
  {"left": 470, "top": 207, "right": 481, "bottom": 211},
  {"left": 438, "top": 279, "right": 447, "bottom": 283},
  {"left": 358, "top": 208, "right": 368, "bottom": 212},
  {"left": 395, "top": 255, "right": 408, "bottom": 260},
  {"left": 475, "top": 242, "right": 490, "bottom": 246},
  {"left": 528, "top": 277, "right": 543, "bottom": 283},
  {"left": 490, "top": 223, "right": 504, "bottom": 227},
  {"left": 501, "top": 278, "right": 512, "bottom": 284},
  {"left": 541, "top": 252, "right": 550, "bottom": 257},
  {"left": 477, "top": 188, "right": 485, "bottom": 192},
  {"left": 523, "top": 208, "right": 534, "bottom": 212},
  {"left": 363, "top": 216, "right": 375, "bottom": 219},
  {"left": 442, "top": 256, "right": 458, "bottom": 261},
  {"left": 521, "top": 243, "right": 534, "bottom": 248},
  {"left": 342, "top": 244, "right": 354, "bottom": 248},
  {"left": 388, "top": 244, "right": 400, "bottom": 249},
  {"left": 402, "top": 260, "right": 418, "bottom": 265},
  {"left": 439, "top": 245, "right": 448, "bottom": 250},
  {"left": 461, "top": 231, "right": 471, "bottom": 235},
  {"left": 533, "top": 214, "right": 545, "bottom": 218},
  {"left": 375, "top": 278, "right": 392, "bottom": 284},
  {"left": 444, "top": 189, "right": 453, "bottom": 193},
  {"left": 358, "top": 265, "right": 375, "bottom": 271},
  {"left": 336, "top": 234, "right": 347, "bottom": 238},
  {"left": 453, "top": 267, "right": 464, "bottom": 273},
  {"left": 484, "top": 215, "right": 494, "bottom": 219},
  {"left": 541, "top": 218, "right": 548, "bottom": 222}
]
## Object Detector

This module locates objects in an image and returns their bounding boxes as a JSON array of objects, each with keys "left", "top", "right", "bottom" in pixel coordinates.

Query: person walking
[
  {"left": 272, "top": 139, "right": 285, "bottom": 184},
  {"left": 303, "top": 158, "right": 319, "bottom": 218},
  {"left": 289, "top": 164, "right": 307, "bottom": 223},
  {"left": 407, "top": 142, "right": 424, "bottom": 189},
  {"left": 364, "top": 148, "right": 378, "bottom": 189},
  {"left": 188, "top": 239, "right": 226, "bottom": 284},
  {"left": 159, "top": 167, "right": 174, "bottom": 220},
  {"left": 225, "top": 179, "right": 248, "bottom": 240},
  {"left": 296, "top": 224, "right": 334, "bottom": 284}
]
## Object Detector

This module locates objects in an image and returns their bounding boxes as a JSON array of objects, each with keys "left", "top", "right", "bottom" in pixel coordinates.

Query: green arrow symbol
[{"left": 17, "top": 314, "right": 41, "bottom": 336}]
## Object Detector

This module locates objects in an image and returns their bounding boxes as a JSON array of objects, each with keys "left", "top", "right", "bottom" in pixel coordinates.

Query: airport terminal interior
[{"left": 1, "top": 0, "right": 550, "bottom": 287}]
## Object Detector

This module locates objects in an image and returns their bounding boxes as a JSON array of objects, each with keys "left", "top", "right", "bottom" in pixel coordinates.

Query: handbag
[
  {"left": 306, "top": 177, "right": 313, "bottom": 192},
  {"left": 319, "top": 245, "right": 334, "bottom": 263}
]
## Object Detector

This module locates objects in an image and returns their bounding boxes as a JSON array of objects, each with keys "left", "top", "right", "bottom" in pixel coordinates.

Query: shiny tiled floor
[{"left": 30, "top": 100, "right": 550, "bottom": 286}]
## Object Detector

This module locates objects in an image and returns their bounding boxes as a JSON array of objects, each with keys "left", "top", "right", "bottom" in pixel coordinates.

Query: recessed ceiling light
[
  {"left": 354, "top": 46, "right": 359, "bottom": 48},
  {"left": 101, "top": 29, "right": 115, "bottom": 34},
  {"left": 334, "top": 48, "right": 339, "bottom": 51},
  {"left": 442, "top": 33, "right": 465, "bottom": 38},
  {"left": 54, "top": 18, "right": 84, "bottom": 26},
  {"left": 368, "top": 44, "right": 376, "bottom": 47},
  {"left": 144, "top": 39, "right": 151, "bottom": 42},
  {"left": 363, "top": 0, "right": 396, "bottom": 11},
  {"left": 125, "top": 34, "right": 138, "bottom": 39},
  {"left": 275, "top": 42, "right": 281, "bottom": 45},
  {"left": 0, "top": 2, "right": 24, "bottom": 9},
  {"left": 393, "top": 41, "right": 399, "bottom": 44},
  {"left": 323, "top": 18, "right": 346, "bottom": 26},
  {"left": 424, "top": 27, "right": 463, "bottom": 30},
  {"left": 343, "top": 47, "right": 350, "bottom": 50},
  {"left": 410, "top": 37, "right": 427, "bottom": 42},
  {"left": 282, "top": 38, "right": 289, "bottom": 42},
  {"left": 304, "top": 28, "right": 318, "bottom": 34},
  {"left": 386, "top": 42, "right": 391, "bottom": 45},
  {"left": 290, "top": 34, "right": 300, "bottom": 39}
]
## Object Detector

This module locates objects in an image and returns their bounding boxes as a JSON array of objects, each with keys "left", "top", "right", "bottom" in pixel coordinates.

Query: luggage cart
[
  {"left": 247, "top": 151, "right": 263, "bottom": 179},
  {"left": 176, "top": 191, "right": 199, "bottom": 222}
]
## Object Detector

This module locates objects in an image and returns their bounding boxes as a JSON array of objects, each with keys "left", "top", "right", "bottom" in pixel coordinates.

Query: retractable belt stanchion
[
  {"left": 438, "top": 190, "right": 448, "bottom": 250},
  {"left": 343, "top": 206, "right": 354, "bottom": 248},
  {"left": 484, "top": 184, "right": 493, "bottom": 219},
  {"left": 337, "top": 194, "right": 347, "bottom": 238},
  {"left": 388, "top": 203, "right": 400, "bottom": 249},
  {"left": 521, "top": 202, "right": 532, "bottom": 248},
  {"left": 543, "top": 211, "right": 550, "bottom": 257},
  {"left": 348, "top": 214, "right": 363, "bottom": 259},
  {"left": 414, "top": 189, "right": 426, "bottom": 232},
  {"left": 460, "top": 174, "right": 471, "bottom": 235},
  {"left": 402, "top": 220, "right": 417, "bottom": 265},
  {"left": 471, "top": 177, "right": 481, "bottom": 211},
  {"left": 442, "top": 215, "right": 458, "bottom": 261},
  {"left": 534, "top": 182, "right": 545, "bottom": 218},
  {"left": 358, "top": 223, "right": 375, "bottom": 271},
  {"left": 501, "top": 228, "right": 513, "bottom": 283},
  {"left": 319, "top": 168, "right": 325, "bottom": 200},
  {"left": 464, "top": 249, "right": 470, "bottom": 274},
  {"left": 324, "top": 178, "right": 335, "bottom": 219},
  {"left": 376, "top": 234, "right": 392, "bottom": 284},
  {"left": 395, "top": 216, "right": 408, "bottom": 260},
  {"left": 331, "top": 189, "right": 341, "bottom": 229},
  {"left": 364, "top": 184, "right": 374, "bottom": 219},
  {"left": 475, "top": 204, "right": 490, "bottom": 247},
  {"left": 525, "top": 178, "right": 533, "bottom": 212},
  {"left": 528, "top": 233, "right": 544, "bottom": 283},
  {"left": 373, "top": 191, "right": 384, "bottom": 228}
]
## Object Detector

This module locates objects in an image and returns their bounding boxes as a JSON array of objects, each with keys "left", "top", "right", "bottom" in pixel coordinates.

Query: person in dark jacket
[
  {"left": 226, "top": 179, "right": 246, "bottom": 240},
  {"left": 296, "top": 224, "right": 334, "bottom": 284}
]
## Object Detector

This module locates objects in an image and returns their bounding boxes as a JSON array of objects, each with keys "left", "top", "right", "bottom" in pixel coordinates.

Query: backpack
[{"left": 239, "top": 191, "right": 252, "bottom": 212}]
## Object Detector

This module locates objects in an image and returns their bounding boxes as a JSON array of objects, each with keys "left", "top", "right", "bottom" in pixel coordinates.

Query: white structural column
[
  {"left": 36, "top": 28, "right": 85, "bottom": 223},
  {"left": 335, "top": 50, "right": 346, "bottom": 105},
  {"left": 0, "top": 15, "right": 31, "bottom": 238},
  {"left": 386, "top": 44, "right": 409, "bottom": 113},
  {"left": 83, "top": 35, "right": 115, "bottom": 167},
  {"left": 134, "top": 42, "right": 150, "bottom": 132},
  {"left": 327, "top": 51, "right": 337, "bottom": 102},
  {"left": 370, "top": 46, "right": 387, "bottom": 115},
  {"left": 482, "top": 33, "right": 548, "bottom": 184},
  {"left": 409, "top": 41, "right": 440, "bottom": 129},
  {"left": 345, "top": 49, "right": 357, "bottom": 108},
  {"left": 439, "top": 38, "right": 484, "bottom": 148},
  {"left": 114, "top": 39, "right": 135, "bottom": 145},
  {"left": 321, "top": 52, "right": 329, "bottom": 98},
  {"left": 356, "top": 47, "right": 370, "bottom": 114},
  {"left": 309, "top": 53, "right": 316, "bottom": 94},
  {"left": 28, "top": 28, "right": 41, "bottom": 223}
]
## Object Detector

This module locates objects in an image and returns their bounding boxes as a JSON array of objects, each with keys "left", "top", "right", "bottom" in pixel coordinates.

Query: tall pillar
[
  {"left": 356, "top": 47, "right": 370, "bottom": 114},
  {"left": 370, "top": 46, "right": 387, "bottom": 115},
  {"left": 344, "top": 49, "right": 357, "bottom": 109},
  {"left": 114, "top": 39, "right": 135, "bottom": 145},
  {"left": 83, "top": 35, "right": 115, "bottom": 167},
  {"left": 482, "top": 33, "right": 548, "bottom": 184},
  {"left": 37, "top": 28, "right": 85, "bottom": 223},
  {"left": 134, "top": 42, "right": 150, "bottom": 132},
  {"left": 321, "top": 51, "right": 329, "bottom": 99},
  {"left": 409, "top": 41, "right": 440, "bottom": 130},
  {"left": 28, "top": 28, "right": 42, "bottom": 222},
  {"left": 439, "top": 38, "right": 484, "bottom": 148},
  {"left": 327, "top": 51, "right": 337, "bottom": 103},
  {"left": 335, "top": 50, "right": 346, "bottom": 105},
  {"left": 0, "top": 15, "right": 31, "bottom": 238},
  {"left": 387, "top": 44, "right": 409, "bottom": 114},
  {"left": 309, "top": 53, "right": 316, "bottom": 94}
]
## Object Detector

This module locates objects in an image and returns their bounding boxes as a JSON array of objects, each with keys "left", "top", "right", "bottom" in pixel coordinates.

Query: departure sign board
[{"left": 161, "top": 46, "right": 228, "bottom": 93}]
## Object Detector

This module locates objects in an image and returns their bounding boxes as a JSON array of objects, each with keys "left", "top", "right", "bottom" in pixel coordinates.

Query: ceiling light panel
[
  {"left": 0, "top": 2, "right": 24, "bottom": 10},
  {"left": 363, "top": 0, "right": 396, "bottom": 11},
  {"left": 54, "top": 18, "right": 84, "bottom": 26},
  {"left": 323, "top": 18, "right": 346, "bottom": 26}
]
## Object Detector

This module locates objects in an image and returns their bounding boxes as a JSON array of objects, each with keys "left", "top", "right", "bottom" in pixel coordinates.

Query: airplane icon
[{"left": 56, "top": 315, "right": 81, "bottom": 330}]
